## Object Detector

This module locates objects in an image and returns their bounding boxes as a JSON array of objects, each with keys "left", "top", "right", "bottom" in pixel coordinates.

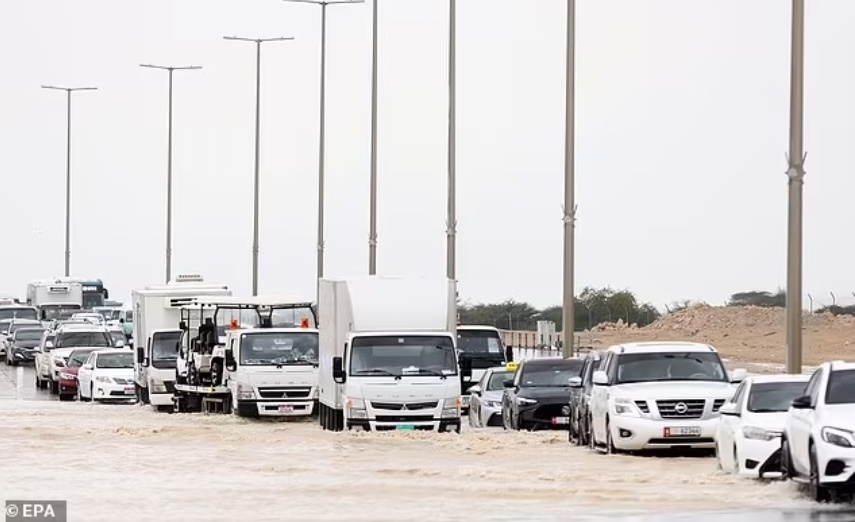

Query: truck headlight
[
  {"left": 151, "top": 384, "right": 167, "bottom": 393},
  {"left": 312, "top": 388, "right": 319, "bottom": 400},
  {"left": 822, "top": 427, "right": 855, "bottom": 448},
  {"left": 742, "top": 426, "right": 780, "bottom": 441},
  {"left": 612, "top": 398, "right": 640, "bottom": 417},
  {"left": 237, "top": 383, "right": 255, "bottom": 400},
  {"left": 345, "top": 397, "right": 367, "bottom": 419},
  {"left": 441, "top": 397, "right": 461, "bottom": 419}
]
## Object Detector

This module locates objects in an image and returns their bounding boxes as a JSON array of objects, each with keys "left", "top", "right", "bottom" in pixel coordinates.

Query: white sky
[{"left": 1, "top": 0, "right": 854, "bottom": 311}]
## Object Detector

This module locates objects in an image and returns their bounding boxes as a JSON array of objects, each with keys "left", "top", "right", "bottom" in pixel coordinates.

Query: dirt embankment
[{"left": 581, "top": 304, "right": 855, "bottom": 366}]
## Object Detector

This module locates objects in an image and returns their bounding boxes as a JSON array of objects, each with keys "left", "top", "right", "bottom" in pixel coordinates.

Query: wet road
[{"left": 2, "top": 363, "right": 854, "bottom": 521}]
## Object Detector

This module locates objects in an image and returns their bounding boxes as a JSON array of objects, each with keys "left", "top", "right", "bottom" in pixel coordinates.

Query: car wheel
[
  {"left": 733, "top": 445, "right": 740, "bottom": 473},
  {"left": 502, "top": 407, "right": 510, "bottom": 431},
  {"left": 605, "top": 418, "right": 618, "bottom": 454},
  {"left": 588, "top": 417, "right": 596, "bottom": 450},
  {"left": 90, "top": 383, "right": 96, "bottom": 402},
  {"left": 809, "top": 443, "right": 831, "bottom": 503}
]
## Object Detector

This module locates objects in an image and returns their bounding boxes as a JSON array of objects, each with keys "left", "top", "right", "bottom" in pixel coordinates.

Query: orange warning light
[
  {"left": 230, "top": 319, "right": 239, "bottom": 330},
  {"left": 300, "top": 318, "right": 310, "bottom": 329}
]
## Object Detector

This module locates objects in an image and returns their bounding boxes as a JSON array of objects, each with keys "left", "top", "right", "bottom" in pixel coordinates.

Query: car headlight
[
  {"left": 742, "top": 426, "right": 781, "bottom": 441},
  {"left": 612, "top": 398, "right": 640, "bottom": 417},
  {"left": 59, "top": 372, "right": 76, "bottom": 380},
  {"left": 822, "top": 427, "right": 855, "bottom": 448},
  {"left": 483, "top": 400, "right": 502, "bottom": 408},
  {"left": 517, "top": 397, "right": 537, "bottom": 406},
  {"left": 237, "top": 383, "right": 255, "bottom": 400},
  {"left": 96, "top": 376, "right": 112, "bottom": 383},
  {"left": 345, "top": 397, "right": 367, "bottom": 419}
]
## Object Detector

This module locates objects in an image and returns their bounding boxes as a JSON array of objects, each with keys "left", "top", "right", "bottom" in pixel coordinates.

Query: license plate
[
  {"left": 278, "top": 405, "right": 294, "bottom": 413},
  {"left": 123, "top": 387, "right": 134, "bottom": 394},
  {"left": 551, "top": 416, "right": 569, "bottom": 425},
  {"left": 664, "top": 426, "right": 701, "bottom": 437},
  {"left": 396, "top": 424, "right": 415, "bottom": 431}
]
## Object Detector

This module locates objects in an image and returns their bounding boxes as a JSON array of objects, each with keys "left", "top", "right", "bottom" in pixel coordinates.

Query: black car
[
  {"left": 568, "top": 350, "right": 602, "bottom": 445},
  {"left": 6, "top": 327, "right": 46, "bottom": 365},
  {"left": 501, "top": 358, "right": 585, "bottom": 431}
]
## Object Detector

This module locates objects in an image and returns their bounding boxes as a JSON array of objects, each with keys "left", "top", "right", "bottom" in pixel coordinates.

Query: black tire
[
  {"left": 733, "top": 445, "right": 740, "bottom": 473},
  {"left": 605, "top": 418, "right": 618, "bottom": 454},
  {"left": 809, "top": 443, "right": 831, "bottom": 502},
  {"left": 50, "top": 381, "right": 59, "bottom": 395},
  {"left": 781, "top": 438, "right": 794, "bottom": 479},
  {"left": 588, "top": 417, "right": 596, "bottom": 451}
]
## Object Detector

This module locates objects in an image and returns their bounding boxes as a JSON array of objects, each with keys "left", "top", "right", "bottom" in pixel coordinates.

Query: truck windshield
[
  {"left": 350, "top": 335, "right": 458, "bottom": 377},
  {"left": 41, "top": 305, "right": 82, "bottom": 321},
  {"left": 240, "top": 332, "right": 318, "bottom": 366},
  {"left": 0, "top": 308, "right": 37, "bottom": 321},
  {"left": 56, "top": 331, "right": 112, "bottom": 348},
  {"left": 151, "top": 331, "right": 182, "bottom": 369},
  {"left": 457, "top": 329, "right": 506, "bottom": 369}
]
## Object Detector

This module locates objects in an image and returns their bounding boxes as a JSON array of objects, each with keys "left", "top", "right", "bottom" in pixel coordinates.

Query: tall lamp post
[
  {"left": 447, "top": 0, "right": 457, "bottom": 285},
  {"left": 139, "top": 64, "right": 202, "bottom": 284},
  {"left": 224, "top": 35, "right": 294, "bottom": 296},
  {"left": 785, "top": 0, "right": 805, "bottom": 374},
  {"left": 561, "top": 0, "right": 576, "bottom": 359},
  {"left": 368, "top": 0, "right": 379, "bottom": 275},
  {"left": 41, "top": 85, "right": 97, "bottom": 277},
  {"left": 281, "top": 0, "right": 364, "bottom": 299}
]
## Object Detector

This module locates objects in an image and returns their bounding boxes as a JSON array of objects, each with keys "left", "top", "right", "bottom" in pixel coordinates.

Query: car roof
[
  {"left": 14, "top": 327, "right": 44, "bottom": 332},
  {"left": 522, "top": 357, "right": 581, "bottom": 366},
  {"left": 10, "top": 318, "right": 40, "bottom": 324},
  {"left": 487, "top": 366, "right": 514, "bottom": 373},
  {"left": 57, "top": 326, "right": 108, "bottom": 333},
  {"left": 606, "top": 341, "right": 717, "bottom": 354},
  {"left": 747, "top": 374, "right": 810, "bottom": 385},
  {"left": 827, "top": 361, "right": 855, "bottom": 372},
  {"left": 92, "top": 348, "right": 131, "bottom": 356}
]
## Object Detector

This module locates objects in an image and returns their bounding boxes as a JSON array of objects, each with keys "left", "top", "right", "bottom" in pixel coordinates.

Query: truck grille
[
  {"left": 257, "top": 387, "right": 311, "bottom": 399},
  {"left": 375, "top": 414, "right": 433, "bottom": 423},
  {"left": 656, "top": 399, "right": 705, "bottom": 419},
  {"left": 371, "top": 401, "right": 438, "bottom": 411}
]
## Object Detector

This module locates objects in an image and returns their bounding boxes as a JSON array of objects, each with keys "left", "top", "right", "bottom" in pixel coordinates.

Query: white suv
[
  {"left": 781, "top": 360, "right": 855, "bottom": 502},
  {"left": 589, "top": 342, "right": 746, "bottom": 453}
]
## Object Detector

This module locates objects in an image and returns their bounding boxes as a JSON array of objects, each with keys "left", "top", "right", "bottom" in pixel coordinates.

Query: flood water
[{"left": 0, "top": 365, "right": 843, "bottom": 521}]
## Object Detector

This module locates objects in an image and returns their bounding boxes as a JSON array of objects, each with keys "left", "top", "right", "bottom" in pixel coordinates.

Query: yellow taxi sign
[{"left": 505, "top": 361, "right": 519, "bottom": 372}]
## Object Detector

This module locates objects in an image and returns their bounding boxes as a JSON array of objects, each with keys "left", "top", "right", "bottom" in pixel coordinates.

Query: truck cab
[{"left": 456, "top": 325, "right": 510, "bottom": 414}]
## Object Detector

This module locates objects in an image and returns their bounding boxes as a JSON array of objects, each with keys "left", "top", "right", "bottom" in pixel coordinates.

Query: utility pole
[
  {"left": 281, "top": 0, "right": 364, "bottom": 300},
  {"left": 447, "top": 0, "right": 457, "bottom": 284},
  {"left": 224, "top": 36, "right": 294, "bottom": 296},
  {"left": 785, "top": 0, "right": 805, "bottom": 374},
  {"left": 368, "top": 0, "right": 379, "bottom": 275},
  {"left": 41, "top": 85, "right": 97, "bottom": 277},
  {"left": 561, "top": 0, "right": 576, "bottom": 359},
  {"left": 139, "top": 64, "right": 202, "bottom": 284}
]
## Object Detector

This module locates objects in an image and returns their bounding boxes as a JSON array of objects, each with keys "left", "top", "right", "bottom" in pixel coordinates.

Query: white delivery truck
[
  {"left": 171, "top": 297, "right": 320, "bottom": 418},
  {"left": 132, "top": 275, "right": 232, "bottom": 410},
  {"left": 26, "top": 279, "right": 83, "bottom": 321},
  {"left": 317, "top": 276, "right": 469, "bottom": 433}
]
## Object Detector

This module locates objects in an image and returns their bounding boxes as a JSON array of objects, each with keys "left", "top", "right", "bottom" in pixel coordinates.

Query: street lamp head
[
  {"left": 224, "top": 36, "right": 295, "bottom": 43},
  {"left": 140, "top": 64, "right": 203, "bottom": 71},
  {"left": 282, "top": 0, "right": 364, "bottom": 4},
  {"left": 41, "top": 85, "right": 98, "bottom": 92}
]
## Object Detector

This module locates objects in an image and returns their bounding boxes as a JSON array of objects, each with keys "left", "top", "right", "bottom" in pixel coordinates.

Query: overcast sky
[{"left": 1, "top": 0, "right": 853, "bottom": 311}]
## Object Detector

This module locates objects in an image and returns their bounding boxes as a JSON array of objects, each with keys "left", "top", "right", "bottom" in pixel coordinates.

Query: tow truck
[{"left": 171, "top": 297, "right": 319, "bottom": 416}]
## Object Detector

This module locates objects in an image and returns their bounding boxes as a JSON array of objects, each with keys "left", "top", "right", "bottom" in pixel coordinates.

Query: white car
[
  {"left": 468, "top": 365, "right": 516, "bottom": 428},
  {"left": 781, "top": 361, "right": 855, "bottom": 501},
  {"left": 106, "top": 327, "right": 127, "bottom": 348},
  {"left": 70, "top": 312, "right": 105, "bottom": 325},
  {"left": 589, "top": 342, "right": 746, "bottom": 453},
  {"left": 716, "top": 374, "right": 810, "bottom": 477},
  {"left": 77, "top": 349, "right": 136, "bottom": 402}
]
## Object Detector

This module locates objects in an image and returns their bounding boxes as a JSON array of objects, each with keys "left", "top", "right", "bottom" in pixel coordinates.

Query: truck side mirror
[
  {"left": 460, "top": 355, "right": 472, "bottom": 379},
  {"left": 136, "top": 347, "right": 145, "bottom": 365},
  {"left": 179, "top": 321, "right": 187, "bottom": 331},
  {"left": 332, "top": 356, "right": 346, "bottom": 383},
  {"left": 225, "top": 348, "right": 237, "bottom": 371},
  {"left": 505, "top": 345, "right": 513, "bottom": 362}
]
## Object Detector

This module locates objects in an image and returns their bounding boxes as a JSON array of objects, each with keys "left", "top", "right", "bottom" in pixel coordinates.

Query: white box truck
[
  {"left": 132, "top": 275, "right": 232, "bottom": 410},
  {"left": 26, "top": 279, "right": 83, "bottom": 321},
  {"left": 317, "top": 276, "right": 468, "bottom": 433}
]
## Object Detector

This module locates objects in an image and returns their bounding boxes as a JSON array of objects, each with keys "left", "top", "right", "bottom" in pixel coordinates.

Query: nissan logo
[{"left": 674, "top": 402, "right": 688, "bottom": 414}]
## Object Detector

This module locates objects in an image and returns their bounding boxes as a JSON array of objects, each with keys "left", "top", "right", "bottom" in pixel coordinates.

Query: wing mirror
[
  {"left": 718, "top": 403, "right": 740, "bottom": 416},
  {"left": 468, "top": 385, "right": 481, "bottom": 395},
  {"left": 568, "top": 376, "right": 583, "bottom": 388},
  {"left": 225, "top": 348, "right": 237, "bottom": 372},
  {"left": 82, "top": 364, "right": 93, "bottom": 370},
  {"left": 332, "top": 356, "right": 345, "bottom": 383},
  {"left": 791, "top": 395, "right": 813, "bottom": 409},
  {"left": 730, "top": 368, "right": 748, "bottom": 383},
  {"left": 592, "top": 370, "right": 608, "bottom": 386}
]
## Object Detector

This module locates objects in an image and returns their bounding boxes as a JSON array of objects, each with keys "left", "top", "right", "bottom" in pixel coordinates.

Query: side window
[
  {"left": 477, "top": 370, "right": 490, "bottom": 389},
  {"left": 734, "top": 382, "right": 749, "bottom": 410},
  {"left": 514, "top": 363, "right": 525, "bottom": 386},
  {"left": 729, "top": 382, "right": 746, "bottom": 404},
  {"left": 606, "top": 354, "right": 619, "bottom": 383},
  {"left": 808, "top": 369, "right": 824, "bottom": 406},
  {"left": 85, "top": 354, "right": 95, "bottom": 367}
]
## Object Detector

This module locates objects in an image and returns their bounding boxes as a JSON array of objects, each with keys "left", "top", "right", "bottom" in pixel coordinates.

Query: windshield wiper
[
  {"left": 410, "top": 368, "right": 448, "bottom": 379},
  {"left": 353, "top": 368, "right": 401, "bottom": 379}
]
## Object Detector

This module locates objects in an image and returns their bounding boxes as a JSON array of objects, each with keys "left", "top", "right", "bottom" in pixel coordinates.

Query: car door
[
  {"left": 505, "top": 362, "right": 524, "bottom": 426},
  {"left": 591, "top": 352, "right": 613, "bottom": 444},
  {"left": 78, "top": 353, "right": 96, "bottom": 395},
  {"left": 718, "top": 380, "right": 747, "bottom": 470},
  {"left": 570, "top": 358, "right": 590, "bottom": 431},
  {"left": 789, "top": 368, "right": 821, "bottom": 475},
  {"left": 469, "top": 369, "right": 488, "bottom": 425}
]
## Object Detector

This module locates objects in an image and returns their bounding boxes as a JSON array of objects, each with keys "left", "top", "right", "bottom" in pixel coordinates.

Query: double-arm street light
[
  {"left": 224, "top": 35, "right": 294, "bottom": 296},
  {"left": 281, "top": 0, "right": 364, "bottom": 298},
  {"left": 562, "top": 0, "right": 576, "bottom": 358},
  {"left": 41, "top": 85, "right": 98, "bottom": 277},
  {"left": 139, "top": 64, "right": 202, "bottom": 284}
]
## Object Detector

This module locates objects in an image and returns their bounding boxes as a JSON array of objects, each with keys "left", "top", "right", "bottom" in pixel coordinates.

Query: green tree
[{"left": 727, "top": 289, "right": 786, "bottom": 308}]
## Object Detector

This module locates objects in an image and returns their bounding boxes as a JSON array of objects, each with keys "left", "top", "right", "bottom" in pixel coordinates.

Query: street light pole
[
  {"left": 139, "top": 64, "right": 202, "bottom": 284},
  {"left": 224, "top": 35, "right": 294, "bottom": 296},
  {"left": 785, "top": 0, "right": 806, "bottom": 374},
  {"left": 368, "top": 0, "right": 379, "bottom": 275},
  {"left": 447, "top": 0, "right": 457, "bottom": 284},
  {"left": 561, "top": 0, "right": 576, "bottom": 359},
  {"left": 281, "top": 0, "right": 364, "bottom": 300},
  {"left": 41, "top": 85, "right": 97, "bottom": 278}
]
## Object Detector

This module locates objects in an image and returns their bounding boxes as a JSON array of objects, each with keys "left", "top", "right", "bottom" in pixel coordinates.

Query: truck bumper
[
  {"left": 148, "top": 392, "right": 174, "bottom": 406},
  {"left": 346, "top": 418, "right": 461, "bottom": 433},
  {"left": 237, "top": 399, "right": 318, "bottom": 418}
]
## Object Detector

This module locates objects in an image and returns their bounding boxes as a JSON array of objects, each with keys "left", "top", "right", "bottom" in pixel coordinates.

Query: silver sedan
[{"left": 468, "top": 366, "right": 515, "bottom": 428}]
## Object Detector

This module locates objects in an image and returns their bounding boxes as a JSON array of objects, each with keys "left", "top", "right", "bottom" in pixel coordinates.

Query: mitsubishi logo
[
  {"left": 674, "top": 402, "right": 688, "bottom": 414},
  {"left": 401, "top": 404, "right": 408, "bottom": 411}
]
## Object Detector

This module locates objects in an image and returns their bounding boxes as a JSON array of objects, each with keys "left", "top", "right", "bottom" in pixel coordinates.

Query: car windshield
[
  {"left": 9, "top": 323, "right": 40, "bottom": 335},
  {"left": 487, "top": 371, "right": 513, "bottom": 390},
  {"left": 350, "top": 335, "right": 457, "bottom": 377},
  {"left": 616, "top": 352, "right": 728, "bottom": 384},
  {"left": 0, "top": 308, "right": 37, "bottom": 321},
  {"left": 14, "top": 329, "right": 44, "bottom": 341},
  {"left": 56, "top": 331, "right": 111, "bottom": 348},
  {"left": 96, "top": 353, "right": 133, "bottom": 369},
  {"left": 151, "top": 331, "right": 182, "bottom": 369},
  {"left": 826, "top": 370, "right": 855, "bottom": 405},
  {"left": 747, "top": 381, "right": 808, "bottom": 412},
  {"left": 520, "top": 360, "right": 584, "bottom": 387},
  {"left": 108, "top": 331, "right": 125, "bottom": 344},
  {"left": 240, "top": 332, "right": 318, "bottom": 366},
  {"left": 67, "top": 350, "right": 95, "bottom": 368}
]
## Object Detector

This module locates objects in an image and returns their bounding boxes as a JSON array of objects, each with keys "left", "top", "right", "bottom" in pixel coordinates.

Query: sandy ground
[{"left": 577, "top": 305, "right": 855, "bottom": 367}]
